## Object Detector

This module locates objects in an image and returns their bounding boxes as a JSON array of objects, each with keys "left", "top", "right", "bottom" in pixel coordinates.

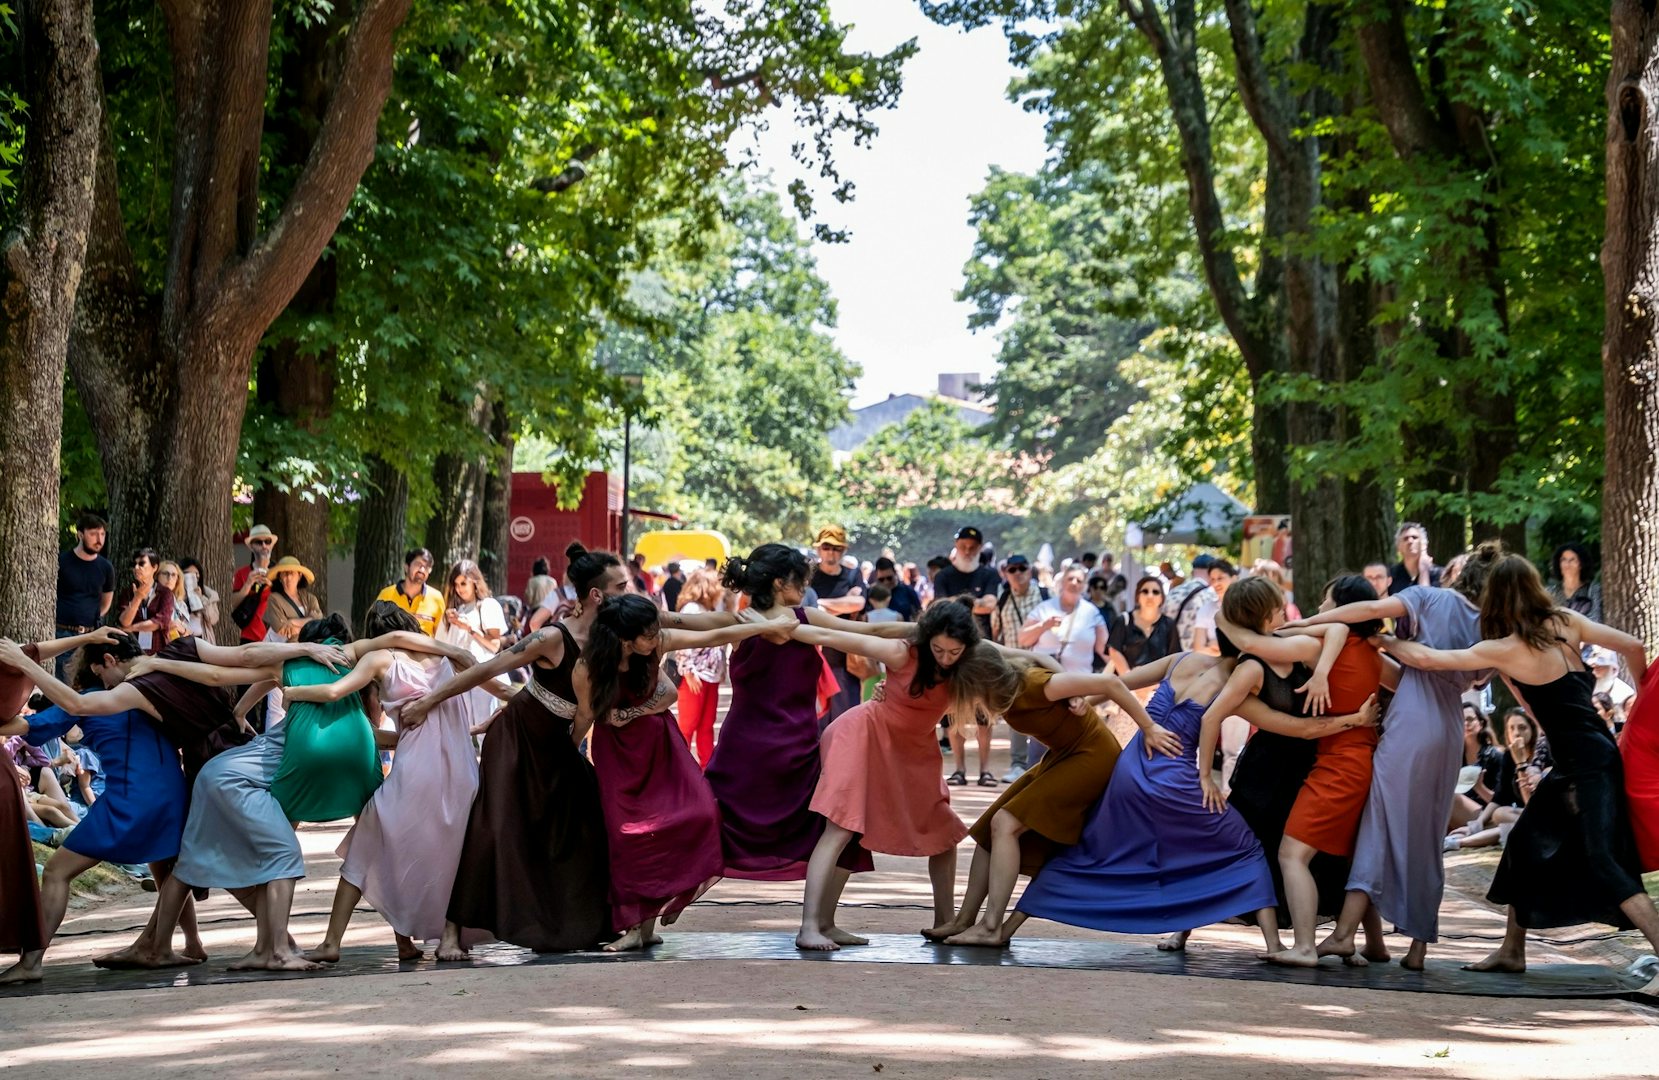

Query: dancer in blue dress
[{"left": 1011, "top": 644, "right": 1377, "bottom": 951}]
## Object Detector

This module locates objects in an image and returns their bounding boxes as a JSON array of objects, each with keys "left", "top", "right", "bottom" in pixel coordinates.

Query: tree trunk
[
  {"left": 352, "top": 454, "right": 408, "bottom": 632},
  {"left": 1602, "top": 0, "right": 1659, "bottom": 652},
  {"left": 479, "top": 399, "right": 514, "bottom": 595},
  {"left": 0, "top": 0, "right": 100, "bottom": 640},
  {"left": 1336, "top": 267, "right": 1393, "bottom": 570},
  {"left": 425, "top": 393, "right": 492, "bottom": 572}
]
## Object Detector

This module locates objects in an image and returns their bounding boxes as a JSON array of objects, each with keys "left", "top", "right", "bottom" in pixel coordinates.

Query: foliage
[
  {"left": 0, "top": 4, "right": 20, "bottom": 206},
  {"left": 840, "top": 399, "right": 1017, "bottom": 513}
]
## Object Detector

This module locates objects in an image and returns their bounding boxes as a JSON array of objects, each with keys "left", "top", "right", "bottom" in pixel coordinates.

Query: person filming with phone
[{"left": 229, "top": 524, "right": 280, "bottom": 642}]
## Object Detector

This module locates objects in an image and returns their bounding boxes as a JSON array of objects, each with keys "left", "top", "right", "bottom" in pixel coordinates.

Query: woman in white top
[
  {"left": 438, "top": 560, "right": 510, "bottom": 726},
  {"left": 1019, "top": 567, "right": 1108, "bottom": 675}
]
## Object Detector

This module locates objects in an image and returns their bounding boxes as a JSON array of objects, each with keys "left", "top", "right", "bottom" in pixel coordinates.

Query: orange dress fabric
[
  {"left": 810, "top": 646, "right": 968, "bottom": 857},
  {"left": 1284, "top": 635, "right": 1383, "bottom": 857}
]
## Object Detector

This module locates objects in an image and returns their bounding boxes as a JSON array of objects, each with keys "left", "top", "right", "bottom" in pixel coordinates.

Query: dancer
[
  {"left": 793, "top": 601, "right": 994, "bottom": 952},
  {"left": 575, "top": 594, "right": 797, "bottom": 950},
  {"left": 0, "top": 631, "right": 347, "bottom": 970},
  {"left": 1622, "top": 651, "right": 1659, "bottom": 874},
  {"left": 706, "top": 544, "right": 906, "bottom": 886},
  {"left": 1215, "top": 574, "right": 1393, "bottom": 967},
  {"left": 923, "top": 651, "right": 1165, "bottom": 947},
  {"left": 1377, "top": 554, "right": 1659, "bottom": 976},
  {"left": 1288, "top": 542, "right": 1501, "bottom": 970},
  {"left": 403, "top": 542, "right": 732, "bottom": 959},
  {"left": 291, "top": 602, "right": 502, "bottom": 961},
  {"left": 1011, "top": 643, "right": 1377, "bottom": 951}
]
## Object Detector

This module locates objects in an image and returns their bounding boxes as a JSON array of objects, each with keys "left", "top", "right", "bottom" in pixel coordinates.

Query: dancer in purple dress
[
  {"left": 575, "top": 594, "right": 798, "bottom": 951},
  {"left": 705, "top": 545, "right": 907, "bottom": 888}
]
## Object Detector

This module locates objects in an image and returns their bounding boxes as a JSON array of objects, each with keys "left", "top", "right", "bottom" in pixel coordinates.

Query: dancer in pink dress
[{"left": 575, "top": 594, "right": 798, "bottom": 951}]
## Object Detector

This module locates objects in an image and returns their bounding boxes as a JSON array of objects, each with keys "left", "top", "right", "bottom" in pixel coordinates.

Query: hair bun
[{"left": 565, "top": 541, "right": 589, "bottom": 561}]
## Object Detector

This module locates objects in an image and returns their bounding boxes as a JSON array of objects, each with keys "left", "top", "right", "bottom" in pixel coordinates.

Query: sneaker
[
  {"left": 1442, "top": 834, "right": 1461, "bottom": 852},
  {"left": 978, "top": 772, "right": 998, "bottom": 787},
  {"left": 946, "top": 770, "right": 967, "bottom": 786},
  {"left": 1001, "top": 765, "right": 1027, "bottom": 784}
]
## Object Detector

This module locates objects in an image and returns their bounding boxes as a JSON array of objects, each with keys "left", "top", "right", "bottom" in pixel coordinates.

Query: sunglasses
[
  {"left": 249, "top": 538, "right": 274, "bottom": 546},
  {"left": 1007, "top": 565, "right": 1030, "bottom": 573},
  {"left": 874, "top": 575, "right": 897, "bottom": 584},
  {"left": 818, "top": 544, "right": 846, "bottom": 553}
]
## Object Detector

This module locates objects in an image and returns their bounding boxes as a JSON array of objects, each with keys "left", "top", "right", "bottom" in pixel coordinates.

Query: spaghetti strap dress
[
  {"left": 446, "top": 622, "right": 611, "bottom": 950},
  {"left": 810, "top": 645, "right": 968, "bottom": 857},
  {"left": 337, "top": 655, "right": 479, "bottom": 942},
  {"left": 1016, "top": 655, "right": 1277, "bottom": 932},
  {"left": 968, "top": 667, "right": 1122, "bottom": 876},
  {"left": 1489, "top": 650, "right": 1646, "bottom": 929},
  {"left": 1283, "top": 635, "right": 1383, "bottom": 857},
  {"left": 0, "top": 643, "right": 47, "bottom": 955},
  {"left": 590, "top": 668, "right": 725, "bottom": 930},
  {"left": 270, "top": 652, "right": 382, "bottom": 823},
  {"left": 703, "top": 608, "right": 873, "bottom": 880}
]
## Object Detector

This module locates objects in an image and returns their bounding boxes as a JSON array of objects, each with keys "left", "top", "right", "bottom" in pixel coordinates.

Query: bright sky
[{"left": 734, "top": 1, "right": 1049, "bottom": 409}]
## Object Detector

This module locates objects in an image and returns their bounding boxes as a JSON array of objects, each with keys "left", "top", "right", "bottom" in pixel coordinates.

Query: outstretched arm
[
  {"left": 1215, "top": 613, "right": 1325, "bottom": 667},
  {"left": 1283, "top": 596, "right": 1405, "bottom": 629},
  {"left": 350, "top": 631, "right": 474, "bottom": 671},
  {"left": 1378, "top": 635, "right": 1505, "bottom": 673},
  {"left": 127, "top": 655, "right": 282, "bottom": 689},
  {"left": 1567, "top": 609, "right": 1648, "bottom": 688},
  {"left": 789, "top": 624, "right": 913, "bottom": 669},
  {"left": 1046, "top": 671, "right": 1176, "bottom": 758},
  {"left": 284, "top": 653, "right": 391, "bottom": 704},
  {"left": 660, "top": 616, "right": 795, "bottom": 653},
  {"left": 400, "top": 629, "right": 562, "bottom": 728},
  {"left": 1235, "top": 694, "right": 1377, "bottom": 740},
  {"left": 1115, "top": 652, "right": 1183, "bottom": 694},
  {"left": 0, "top": 644, "right": 158, "bottom": 720},
  {"left": 801, "top": 607, "right": 912, "bottom": 638},
  {"left": 991, "top": 643, "right": 1060, "bottom": 672},
  {"left": 1196, "top": 662, "right": 1261, "bottom": 812},
  {"left": 194, "top": 639, "right": 349, "bottom": 672},
  {"left": 659, "top": 608, "right": 739, "bottom": 631},
  {"left": 31, "top": 626, "right": 125, "bottom": 662}
]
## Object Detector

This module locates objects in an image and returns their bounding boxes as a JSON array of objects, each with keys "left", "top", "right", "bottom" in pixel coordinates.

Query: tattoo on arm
[{"left": 509, "top": 630, "right": 546, "bottom": 656}]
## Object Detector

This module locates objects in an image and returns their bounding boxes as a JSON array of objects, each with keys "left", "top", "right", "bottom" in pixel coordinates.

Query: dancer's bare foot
[
  {"left": 603, "top": 926, "right": 656, "bottom": 952},
  {"left": 228, "top": 949, "right": 270, "bottom": 971},
  {"left": 266, "top": 951, "right": 323, "bottom": 972},
  {"left": 305, "top": 942, "right": 342, "bottom": 964},
  {"left": 94, "top": 943, "right": 203, "bottom": 970},
  {"left": 183, "top": 940, "right": 209, "bottom": 963},
  {"left": 795, "top": 929, "right": 840, "bottom": 952},
  {"left": 1464, "top": 948, "right": 1525, "bottom": 974},
  {"left": 1265, "top": 945, "right": 1320, "bottom": 968},
  {"left": 944, "top": 925, "right": 1008, "bottom": 948},
  {"left": 434, "top": 942, "right": 470, "bottom": 962},
  {"left": 1360, "top": 940, "right": 1392, "bottom": 964},
  {"left": 395, "top": 934, "right": 424, "bottom": 962},
  {"left": 1400, "top": 940, "right": 1427, "bottom": 971},
  {"left": 1157, "top": 930, "right": 1190, "bottom": 952},
  {"left": 0, "top": 960, "right": 43, "bottom": 985},
  {"left": 826, "top": 928, "right": 869, "bottom": 947},
  {"left": 1316, "top": 934, "right": 1354, "bottom": 961},
  {"left": 921, "top": 919, "right": 969, "bottom": 942}
]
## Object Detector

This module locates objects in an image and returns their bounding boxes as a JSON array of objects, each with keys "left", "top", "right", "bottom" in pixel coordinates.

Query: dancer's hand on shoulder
[
  {"left": 1143, "top": 723, "right": 1182, "bottom": 759},
  {"left": 304, "top": 642, "right": 350, "bottom": 672},
  {"left": 127, "top": 656, "right": 160, "bottom": 679},
  {"left": 870, "top": 679, "right": 887, "bottom": 703},
  {"left": 1068, "top": 696, "right": 1089, "bottom": 716}
]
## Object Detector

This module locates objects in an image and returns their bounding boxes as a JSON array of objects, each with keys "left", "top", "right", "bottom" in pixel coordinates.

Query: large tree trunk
[
  {"left": 1602, "top": 0, "right": 1659, "bottom": 652},
  {"left": 1336, "top": 266, "right": 1393, "bottom": 570},
  {"left": 425, "top": 393, "right": 493, "bottom": 572},
  {"left": 0, "top": 0, "right": 100, "bottom": 640},
  {"left": 479, "top": 399, "right": 515, "bottom": 595},
  {"left": 352, "top": 454, "right": 408, "bottom": 632}
]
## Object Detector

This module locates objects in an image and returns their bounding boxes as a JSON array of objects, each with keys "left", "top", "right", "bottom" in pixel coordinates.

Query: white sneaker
[
  {"left": 1442, "top": 835, "right": 1460, "bottom": 852},
  {"left": 1001, "top": 765, "right": 1026, "bottom": 783}
]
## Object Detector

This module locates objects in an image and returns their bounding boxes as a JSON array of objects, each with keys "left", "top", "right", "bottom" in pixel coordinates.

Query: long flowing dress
[
  {"left": 1227, "top": 656, "right": 1351, "bottom": 919},
  {"left": 270, "top": 653, "right": 382, "bottom": 823},
  {"left": 810, "top": 645, "right": 968, "bottom": 857},
  {"left": 336, "top": 655, "right": 479, "bottom": 941},
  {"left": 0, "top": 643, "right": 47, "bottom": 955},
  {"left": 591, "top": 670, "right": 725, "bottom": 929},
  {"left": 1489, "top": 654, "right": 1646, "bottom": 928},
  {"left": 703, "top": 608, "right": 873, "bottom": 880},
  {"left": 968, "top": 667, "right": 1122, "bottom": 876},
  {"left": 1016, "top": 656, "right": 1277, "bottom": 932},
  {"left": 172, "top": 715, "right": 304, "bottom": 890},
  {"left": 24, "top": 703, "right": 186, "bottom": 864},
  {"left": 1621, "top": 656, "right": 1659, "bottom": 872},
  {"left": 1283, "top": 636, "right": 1382, "bottom": 857},
  {"left": 446, "top": 623, "right": 611, "bottom": 950},
  {"left": 1346, "top": 585, "right": 1486, "bottom": 942}
]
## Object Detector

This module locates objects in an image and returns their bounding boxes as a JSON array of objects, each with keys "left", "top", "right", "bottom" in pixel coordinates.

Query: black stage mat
[{"left": 4, "top": 932, "right": 1654, "bottom": 1006}]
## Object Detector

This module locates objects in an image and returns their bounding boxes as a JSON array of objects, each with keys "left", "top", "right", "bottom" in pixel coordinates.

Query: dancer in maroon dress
[{"left": 575, "top": 594, "right": 798, "bottom": 951}]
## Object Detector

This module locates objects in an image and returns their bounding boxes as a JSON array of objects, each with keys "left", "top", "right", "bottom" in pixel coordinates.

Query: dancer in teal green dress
[{"left": 271, "top": 648, "right": 382, "bottom": 823}]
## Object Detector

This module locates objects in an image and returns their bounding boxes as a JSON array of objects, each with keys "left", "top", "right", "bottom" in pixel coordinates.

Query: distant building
[{"left": 830, "top": 374, "right": 993, "bottom": 455}]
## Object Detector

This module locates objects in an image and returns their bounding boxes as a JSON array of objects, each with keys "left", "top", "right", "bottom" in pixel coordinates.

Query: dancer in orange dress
[{"left": 795, "top": 601, "right": 998, "bottom": 951}]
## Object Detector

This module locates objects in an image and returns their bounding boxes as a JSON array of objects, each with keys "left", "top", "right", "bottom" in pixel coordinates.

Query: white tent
[{"left": 1125, "top": 481, "right": 1249, "bottom": 548}]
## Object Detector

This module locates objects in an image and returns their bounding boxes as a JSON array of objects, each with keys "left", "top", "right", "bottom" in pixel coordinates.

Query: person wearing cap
[
  {"left": 931, "top": 527, "right": 1002, "bottom": 633},
  {"left": 261, "top": 557, "right": 324, "bottom": 640},
  {"left": 1190, "top": 559, "right": 1238, "bottom": 656},
  {"left": 230, "top": 524, "right": 281, "bottom": 644},
  {"left": 1588, "top": 646, "right": 1636, "bottom": 709},
  {"left": 993, "top": 554, "right": 1049, "bottom": 782},
  {"left": 376, "top": 548, "right": 446, "bottom": 637},
  {"left": 1164, "top": 554, "right": 1218, "bottom": 652},
  {"left": 808, "top": 525, "right": 865, "bottom": 723}
]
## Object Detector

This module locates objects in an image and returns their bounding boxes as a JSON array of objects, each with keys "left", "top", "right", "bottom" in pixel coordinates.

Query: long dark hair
[
  {"left": 365, "top": 600, "right": 421, "bottom": 638},
  {"left": 566, "top": 541, "right": 622, "bottom": 600},
  {"left": 1328, "top": 575, "right": 1384, "bottom": 638},
  {"left": 1480, "top": 553, "right": 1563, "bottom": 651},
  {"left": 299, "top": 613, "right": 353, "bottom": 644},
  {"left": 722, "top": 543, "right": 808, "bottom": 609},
  {"left": 584, "top": 594, "right": 662, "bottom": 722},
  {"left": 1550, "top": 542, "right": 1597, "bottom": 586},
  {"left": 907, "top": 599, "right": 981, "bottom": 698}
]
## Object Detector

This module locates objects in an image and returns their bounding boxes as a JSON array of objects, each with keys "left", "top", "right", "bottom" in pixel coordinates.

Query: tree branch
[
  {"left": 1222, "top": 0, "right": 1295, "bottom": 169},
  {"left": 1351, "top": 0, "right": 1456, "bottom": 160},
  {"left": 531, "top": 144, "right": 601, "bottom": 194}
]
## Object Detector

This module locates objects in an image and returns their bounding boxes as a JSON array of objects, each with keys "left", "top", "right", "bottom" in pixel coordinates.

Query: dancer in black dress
[{"left": 1381, "top": 553, "right": 1659, "bottom": 978}]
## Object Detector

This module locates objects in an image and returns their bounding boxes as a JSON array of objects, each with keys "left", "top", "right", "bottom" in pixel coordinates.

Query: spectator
[
  {"left": 808, "top": 524, "right": 866, "bottom": 723},
  {"left": 661, "top": 562, "right": 686, "bottom": 612},
  {"left": 1020, "top": 566, "right": 1109, "bottom": 676},
  {"left": 376, "top": 548, "right": 445, "bottom": 635},
  {"left": 674, "top": 569, "right": 729, "bottom": 767},
  {"left": 55, "top": 513, "right": 116, "bottom": 679},
  {"left": 628, "top": 553, "right": 654, "bottom": 596},
  {"left": 156, "top": 561, "right": 193, "bottom": 641},
  {"left": 1080, "top": 552, "right": 1098, "bottom": 574},
  {"left": 991, "top": 553, "right": 1049, "bottom": 782},
  {"left": 1190, "top": 559, "right": 1237, "bottom": 655},
  {"left": 116, "top": 549, "right": 176, "bottom": 656},
  {"left": 867, "top": 557, "right": 921, "bottom": 620},
  {"left": 174, "top": 557, "right": 220, "bottom": 638},
  {"left": 1086, "top": 575, "right": 1114, "bottom": 626},
  {"left": 229, "top": 524, "right": 279, "bottom": 643},
  {"left": 1163, "top": 553, "right": 1216, "bottom": 652},
  {"left": 1588, "top": 645, "right": 1636, "bottom": 709},
  {"left": 1446, "top": 708, "right": 1546, "bottom": 851},
  {"left": 438, "top": 558, "right": 511, "bottom": 726},
  {"left": 1250, "top": 559, "right": 1299, "bottom": 620},
  {"left": 1593, "top": 691, "right": 1624, "bottom": 736},
  {"left": 1363, "top": 561, "right": 1391, "bottom": 598},
  {"left": 1547, "top": 542, "right": 1601, "bottom": 623},
  {"left": 1387, "top": 521, "right": 1441, "bottom": 594},
  {"left": 1107, "top": 575, "right": 1177, "bottom": 675},
  {"left": 930, "top": 526, "right": 1001, "bottom": 637},
  {"left": 261, "top": 556, "right": 323, "bottom": 641}
]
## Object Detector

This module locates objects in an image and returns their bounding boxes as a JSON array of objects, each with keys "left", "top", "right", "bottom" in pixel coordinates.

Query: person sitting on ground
[{"left": 1446, "top": 707, "right": 1547, "bottom": 852}]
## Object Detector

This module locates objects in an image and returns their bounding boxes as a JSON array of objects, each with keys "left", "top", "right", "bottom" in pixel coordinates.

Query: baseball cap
[
  {"left": 1191, "top": 553, "right": 1218, "bottom": 571},
  {"left": 1005, "top": 554, "right": 1030, "bottom": 569},
  {"left": 956, "top": 526, "right": 985, "bottom": 544},
  {"left": 814, "top": 525, "right": 848, "bottom": 548},
  {"left": 1453, "top": 764, "right": 1483, "bottom": 795},
  {"left": 1586, "top": 645, "right": 1618, "bottom": 669}
]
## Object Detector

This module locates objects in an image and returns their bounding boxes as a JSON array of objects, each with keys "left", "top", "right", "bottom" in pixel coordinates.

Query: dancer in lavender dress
[{"left": 1288, "top": 543, "right": 1501, "bottom": 970}]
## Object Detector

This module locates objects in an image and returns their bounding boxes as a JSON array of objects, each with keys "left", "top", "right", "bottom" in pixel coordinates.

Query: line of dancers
[{"left": 2, "top": 539, "right": 1657, "bottom": 991}]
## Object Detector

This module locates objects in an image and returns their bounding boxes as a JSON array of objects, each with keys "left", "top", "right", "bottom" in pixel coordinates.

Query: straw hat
[
  {"left": 269, "top": 556, "right": 314, "bottom": 585},
  {"left": 245, "top": 523, "right": 279, "bottom": 544}
]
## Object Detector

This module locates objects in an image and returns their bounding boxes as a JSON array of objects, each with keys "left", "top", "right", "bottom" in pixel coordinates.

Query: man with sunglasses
[
  {"left": 230, "top": 525, "right": 280, "bottom": 644},
  {"left": 864, "top": 557, "right": 920, "bottom": 621},
  {"left": 808, "top": 524, "right": 866, "bottom": 723}
]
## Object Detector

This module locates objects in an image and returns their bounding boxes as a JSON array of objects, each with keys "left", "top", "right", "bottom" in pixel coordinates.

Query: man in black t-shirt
[
  {"left": 55, "top": 513, "right": 117, "bottom": 679},
  {"left": 808, "top": 524, "right": 865, "bottom": 725},
  {"left": 1387, "top": 521, "right": 1443, "bottom": 595},
  {"left": 929, "top": 526, "right": 1002, "bottom": 636}
]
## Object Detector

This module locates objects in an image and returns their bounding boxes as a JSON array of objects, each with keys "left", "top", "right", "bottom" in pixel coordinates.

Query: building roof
[{"left": 829, "top": 392, "right": 993, "bottom": 454}]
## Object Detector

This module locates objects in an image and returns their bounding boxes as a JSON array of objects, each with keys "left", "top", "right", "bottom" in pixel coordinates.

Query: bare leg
[
  {"left": 1401, "top": 938, "right": 1428, "bottom": 971},
  {"left": 1316, "top": 888, "right": 1370, "bottom": 961},
  {"left": 0, "top": 848, "right": 93, "bottom": 984},
  {"left": 825, "top": 868, "right": 868, "bottom": 946},
  {"left": 254, "top": 878, "right": 319, "bottom": 971},
  {"left": 999, "top": 910, "right": 1030, "bottom": 944},
  {"left": 94, "top": 876, "right": 203, "bottom": 969},
  {"left": 1157, "top": 930, "right": 1191, "bottom": 952},
  {"left": 948, "top": 811, "right": 1026, "bottom": 947},
  {"left": 436, "top": 920, "right": 471, "bottom": 962},
  {"left": 604, "top": 917, "right": 663, "bottom": 952},
  {"left": 975, "top": 724, "right": 993, "bottom": 776},
  {"left": 1464, "top": 906, "right": 1526, "bottom": 973},
  {"left": 307, "top": 879, "right": 365, "bottom": 963},
  {"left": 1358, "top": 905, "right": 1390, "bottom": 964},
  {"left": 798, "top": 822, "right": 856, "bottom": 951},
  {"left": 1265, "top": 838, "right": 1320, "bottom": 967},
  {"left": 948, "top": 728, "right": 967, "bottom": 776},
  {"left": 1254, "top": 906, "right": 1284, "bottom": 957},
  {"left": 1619, "top": 891, "right": 1659, "bottom": 956},
  {"left": 924, "top": 844, "right": 988, "bottom": 940},
  {"left": 927, "top": 846, "right": 958, "bottom": 928}
]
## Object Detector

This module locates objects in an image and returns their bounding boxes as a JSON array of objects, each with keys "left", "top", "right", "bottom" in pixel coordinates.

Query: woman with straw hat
[{"left": 262, "top": 557, "right": 323, "bottom": 641}]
